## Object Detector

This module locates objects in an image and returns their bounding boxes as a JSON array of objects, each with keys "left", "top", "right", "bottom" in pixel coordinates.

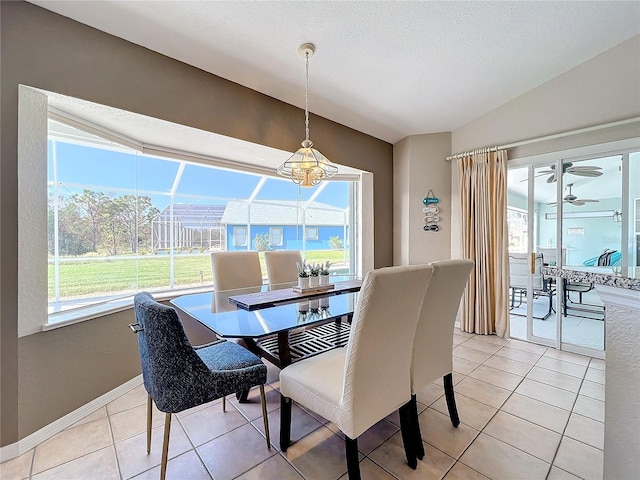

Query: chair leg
[
  {"left": 146, "top": 395, "right": 153, "bottom": 454},
  {"left": 279, "top": 395, "right": 292, "bottom": 451},
  {"left": 398, "top": 399, "right": 418, "bottom": 469},
  {"left": 222, "top": 395, "right": 226, "bottom": 412},
  {"left": 345, "top": 436, "right": 361, "bottom": 480},
  {"left": 259, "top": 384, "right": 271, "bottom": 449},
  {"left": 443, "top": 373, "right": 460, "bottom": 427},
  {"left": 160, "top": 413, "right": 171, "bottom": 480},
  {"left": 236, "top": 389, "right": 250, "bottom": 402},
  {"left": 410, "top": 394, "right": 425, "bottom": 460}
]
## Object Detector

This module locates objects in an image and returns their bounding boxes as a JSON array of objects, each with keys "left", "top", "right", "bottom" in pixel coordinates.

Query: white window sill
[{"left": 43, "top": 286, "right": 215, "bottom": 331}]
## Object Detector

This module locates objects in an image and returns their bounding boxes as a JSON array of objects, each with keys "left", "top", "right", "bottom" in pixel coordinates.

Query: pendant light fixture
[{"left": 277, "top": 43, "right": 338, "bottom": 187}]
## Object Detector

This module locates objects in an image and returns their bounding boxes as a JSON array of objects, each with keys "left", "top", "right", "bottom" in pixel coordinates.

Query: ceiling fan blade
[
  {"left": 567, "top": 166, "right": 602, "bottom": 171},
  {"left": 579, "top": 199, "right": 599, "bottom": 203},
  {"left": 546, "top": 174, "right": 557, "bottom": 183},
  {"left": 570, "top": 200, "right": 586, "bottom": 206},
  {"left": 546, "top": 201, "right": 557, "bottom": 206},
  {"left": 536, "top": 169, "right": 554, "bottom": 174},
  {"left": 571, "top": 171, "right": 603, "bottom": 177}
]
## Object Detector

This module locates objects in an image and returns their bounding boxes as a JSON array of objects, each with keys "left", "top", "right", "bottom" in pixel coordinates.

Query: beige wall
[
  {"left": 452, "top": 35, "right": 640, "bottom": 155},
  {"left": 0, "top": 1, "right": 393, "bottom": 445},
  {"left": 393, "top": 133, "right": 452, "bottom": 265},
  {"left": 450, "top": 35, "right": 640, "bottom": 258}
]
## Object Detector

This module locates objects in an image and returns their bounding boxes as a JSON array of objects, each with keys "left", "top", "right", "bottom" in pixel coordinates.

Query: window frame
[
  {"left": 305, "top": 226, "right": 319, "bottom": 240},
  {"left": 233, "top": 227, "right": 248, "bottom": 247},
  {"left": 18, "top": 86, "right": 372, "bottom": 336},
  {"left": 269, "top": 226, "right": 283, "bottom": 246}
]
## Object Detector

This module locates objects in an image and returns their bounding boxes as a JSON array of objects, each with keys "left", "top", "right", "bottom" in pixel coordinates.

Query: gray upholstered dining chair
[
  {"left": 263, "top": 250, "right": 303, "bottom": 285},
  {"left": 405, "top": 259, "right": 474, "bottom": 466},
  {"left": 130, "top": 292, "right": 270, "bottom": 480},
  {"left": 210, "top": 251, "right": 263, "bottom": 291},
  {"left": 279, "top": 265, "right": 434, "bottom": 480}
]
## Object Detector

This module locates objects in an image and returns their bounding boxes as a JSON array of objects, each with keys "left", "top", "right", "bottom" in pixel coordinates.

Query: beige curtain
[{"left": 457, "top": 150, "right": 509, "bottom": 337}]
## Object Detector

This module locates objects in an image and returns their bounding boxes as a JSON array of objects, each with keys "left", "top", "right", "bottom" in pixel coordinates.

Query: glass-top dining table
[{"left": 170, "top": 277, "right": 362, "bottom": 370}]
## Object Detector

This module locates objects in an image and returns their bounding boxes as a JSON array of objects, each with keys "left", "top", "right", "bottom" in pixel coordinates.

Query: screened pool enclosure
[{"left": 48, "top": 119, "right": 355, "bottom": 313}]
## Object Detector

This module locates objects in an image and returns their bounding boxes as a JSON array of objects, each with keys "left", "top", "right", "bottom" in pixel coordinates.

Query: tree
[
  {"left": 99, "top": 195, "right": 159, "bottom": 255},
  {"left": 53, "top": 188, "right": 160, "bottom": 256},
  {"left": 101, "top": 199, "right": 126, "bottom": 255},
  {"left": 254, "top": 232, "right": 270, "bottom": 252},
  {"left": 108, "top": 195, "right": 158, "bottom": 253},
  {"left": 72, "top": 190, "right": 109, "bottom": 252},
  {"left": 329, "top": 236, "right": 343, "bottom": 249},
  {"left": 48, "top": 193, "right": 91, "bottom": 256}
]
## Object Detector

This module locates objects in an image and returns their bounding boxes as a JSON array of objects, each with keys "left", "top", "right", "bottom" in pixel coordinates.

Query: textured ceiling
[{"left": 29, "top": 0, "right": 640, "bottom": 144}]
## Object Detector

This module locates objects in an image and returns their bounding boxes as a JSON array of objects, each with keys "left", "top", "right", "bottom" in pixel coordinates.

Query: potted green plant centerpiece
[
  {"left": 320, "top": 261, "right": 331, "bottom": 285},
  {"left": 308, "top": 263, "right": 320, "bottom": 287},
  {"left": 296, "top": 262, "right": 309, "bottom": 289}
]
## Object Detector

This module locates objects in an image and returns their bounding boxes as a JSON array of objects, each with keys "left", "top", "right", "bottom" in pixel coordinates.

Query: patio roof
[
  {"left": 153, "top": 204, "right": 225, "bottom": 229},
  {"left": 221, "top": 200, "right": 347, "bottom": 226}
]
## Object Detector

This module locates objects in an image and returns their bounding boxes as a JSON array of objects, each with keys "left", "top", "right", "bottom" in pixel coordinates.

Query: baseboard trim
[
  {"left": 0, "top": 375, "right": 143, "bottom": 463},
  {"left": 0, "top": 443, "right": 19, "bottom": 464}
]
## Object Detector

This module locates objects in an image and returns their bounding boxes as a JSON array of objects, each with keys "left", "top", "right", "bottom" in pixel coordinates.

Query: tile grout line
[
  {"left": 105, "top": 407, "right": 124, "bottom": 480},
  {"left": 426, "top": 335, "right": 507, "bottom": 479},
  {"left": 174, "top": 409, "right": 215, "bottom": 480},
  {"left": 12, "top": 333, "right": 602, "bottom": 480},
  {"left": 25, "top": 413, "right": 118, "bottom": 480},
  {"left": 28, "top": 444, "right": 36, "bottom": 480},
  {"left": 426, "top": 334, "right": 601, "bottom": 480},
  {"left": 544, "top": 355, "right": 605, "bottom": 477},
  {"left": 227, "top": 387, "right": 312, "bottom": 480},
  {"left": 469, "top": 338, "right": 603, "bottom": 479},
  {"left": 447, "top": 337, "right": 544, "bottom": 478}
]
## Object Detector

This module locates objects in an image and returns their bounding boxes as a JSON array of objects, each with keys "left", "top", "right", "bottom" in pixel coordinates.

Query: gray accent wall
[{"left": 1, "top": 1, "right": 393, "bottom": 445}]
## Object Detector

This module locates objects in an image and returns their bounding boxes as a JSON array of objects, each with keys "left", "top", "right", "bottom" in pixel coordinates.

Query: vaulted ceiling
[{"left": 30, "top": 1, "right": 640, "bottom": 144}]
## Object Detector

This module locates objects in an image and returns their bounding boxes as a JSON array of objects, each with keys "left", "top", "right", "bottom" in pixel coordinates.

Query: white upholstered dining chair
[
  {"left": 210, "top": 250, "right": 264, "bottom": 406},
  {"left": 263, "top": 250, "right": 302, "bottom": 285},
  {"left": 406, "top": 259, "right": 474, "bottom": 465},
  {"left": 279, "top": 264, "right": 434, "bottom": 480},
  {"left": 210, "top": 251, "right": 263, "bottom": 291}
]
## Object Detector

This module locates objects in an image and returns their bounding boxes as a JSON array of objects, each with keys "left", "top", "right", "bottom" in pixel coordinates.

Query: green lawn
[{"left": 48, "top": 250, "right": 349, "bottom": 301}]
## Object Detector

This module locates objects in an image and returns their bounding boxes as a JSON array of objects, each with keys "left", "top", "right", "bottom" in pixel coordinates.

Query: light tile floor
[{"left": 1, "top": 331, "right": 606, "bottom": 480}]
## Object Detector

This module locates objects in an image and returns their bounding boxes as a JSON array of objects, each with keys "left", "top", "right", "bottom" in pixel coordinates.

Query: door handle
[{"left": 530, "top": 253, "right": 536, "bottom": 275}]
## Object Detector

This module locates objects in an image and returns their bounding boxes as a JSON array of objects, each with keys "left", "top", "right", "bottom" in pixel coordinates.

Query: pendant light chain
[
  {"left": 276, "top": 42, "right": 338, "bottom": 187},
  {"left": 304, "top": 51, "right": 310, "bottom": 143}
]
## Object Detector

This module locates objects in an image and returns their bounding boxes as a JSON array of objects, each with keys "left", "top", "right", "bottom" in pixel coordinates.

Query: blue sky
[{"left": 49, "top": 141, "right": 349, "bottom": 211}]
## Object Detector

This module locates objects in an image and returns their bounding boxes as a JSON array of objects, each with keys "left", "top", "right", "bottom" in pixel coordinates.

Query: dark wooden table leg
[{"left": 278, "top": 331, "right": 292, "bottom": 368}]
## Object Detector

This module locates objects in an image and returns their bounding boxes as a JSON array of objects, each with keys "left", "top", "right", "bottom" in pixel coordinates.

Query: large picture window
[{"left": 47, "top": 119, "right": 356, "bottom": 319}]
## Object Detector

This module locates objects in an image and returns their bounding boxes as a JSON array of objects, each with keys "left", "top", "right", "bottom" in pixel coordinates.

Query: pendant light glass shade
[
  {"left": 277, "top": 43, "right": 337, "bottom": 187},
  {"left": 277, "top": 139, "right": 338, "bottom": 187}
]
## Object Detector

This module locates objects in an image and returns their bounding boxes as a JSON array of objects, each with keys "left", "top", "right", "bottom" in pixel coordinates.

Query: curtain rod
[{"left": 445, "top": 116, "right": 640, "bottom": 161}]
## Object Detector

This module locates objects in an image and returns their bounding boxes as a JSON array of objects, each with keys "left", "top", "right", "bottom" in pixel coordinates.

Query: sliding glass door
[
  {"left": 507, "top": 163, "right": 558, "bottom": 346},
  {"left": 507, "top": 148, "right": 638, "bottom": 357},
  {"left": 557, "top": 156, "right": 622, "bottom": 353}
]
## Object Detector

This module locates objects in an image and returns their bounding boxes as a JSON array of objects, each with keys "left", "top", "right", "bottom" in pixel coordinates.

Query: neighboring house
[{"left": 221, "top": 200, "right": 348, "bottom": 251}]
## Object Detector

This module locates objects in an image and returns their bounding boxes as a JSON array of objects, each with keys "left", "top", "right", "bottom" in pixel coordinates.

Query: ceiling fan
[
  {"left": 547, "top": 183, "right": 599, "bottom": 206},
  {"left": 535, "top": 162, "right": 603, "bottom": 183}
]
